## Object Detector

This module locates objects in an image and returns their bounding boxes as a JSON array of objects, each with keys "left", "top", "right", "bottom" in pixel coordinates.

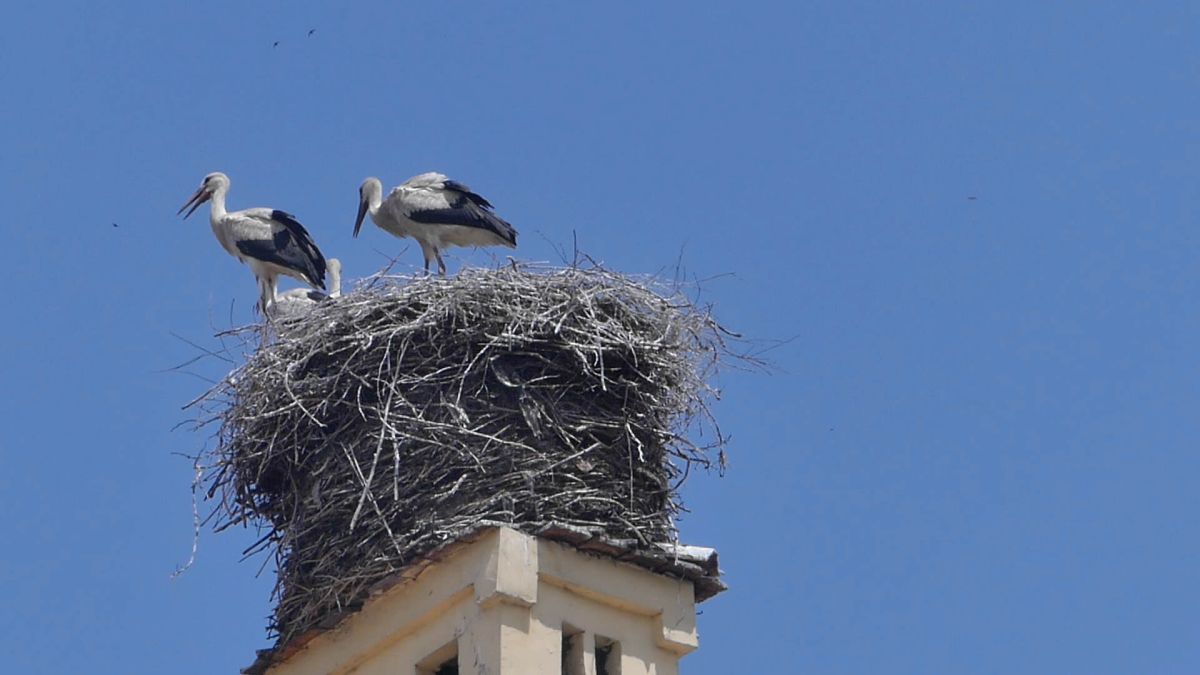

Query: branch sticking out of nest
[{"left": 191, "top": 263, "right": 745, "bottom": 645}]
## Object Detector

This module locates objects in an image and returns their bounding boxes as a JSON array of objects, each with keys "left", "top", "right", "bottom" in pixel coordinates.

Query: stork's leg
[
  {"left": 256, "top": 277, "right": 272, "bottom": 318},
  {"left": 262, "top": 308, "right": 279, "bottom": 344},
  {"left": 253, "top": 278, "right": 270, "bottom": 343},
  {"left": 418, "top": 242, "right": 437, "bottom": 275},
  {"left": 435, "top": 250, "right": 447, "bottom": 276},
  {"left": 256, "top": 275, "right": 280, "bottom": 344}
]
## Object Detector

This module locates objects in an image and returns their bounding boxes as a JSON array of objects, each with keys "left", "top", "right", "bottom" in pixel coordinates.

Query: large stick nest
[{"left": 195, "top": 264, "right": 738, "bottom": 645}]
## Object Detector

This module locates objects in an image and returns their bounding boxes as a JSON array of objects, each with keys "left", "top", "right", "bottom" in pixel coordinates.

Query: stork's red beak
[
  {"left": 178, "top": 186, "right": 211, "bottom": 219},
  {"left": 353, "top": 199, "right": 369, "bottom": 237}
]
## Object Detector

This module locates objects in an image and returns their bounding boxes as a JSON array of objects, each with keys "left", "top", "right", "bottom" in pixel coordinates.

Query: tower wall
[{"left": 262, "top": 527, "right": 706, "bottom": 675}]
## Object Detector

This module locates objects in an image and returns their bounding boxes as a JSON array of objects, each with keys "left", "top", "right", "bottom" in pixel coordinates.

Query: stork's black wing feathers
[
  {"left": 443, "top": 180, "right": 495, "bottom": 210},
  {"left": 408, "top": 206, "right": 518, "bottom": 246},
  {"left": 271, "top": 209, "right": 327, "bottom": 289},
  {"left": 235, "top": 238, "right": 323, "bottom": 290},
  {"left": 235, "top": 211, "right": 327, "bottom": 290},
  {"left": 406, "top": 179, "right": 517, "bottom": 245}
]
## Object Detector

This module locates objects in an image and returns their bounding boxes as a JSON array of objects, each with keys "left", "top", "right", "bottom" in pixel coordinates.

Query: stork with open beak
[
  {"left": 266, "top": 258, "right": 343, "bottom": 321},
  {"left": 354, "top": 172, "right": 517, "bottom": 275},
  {"left": 179, "top": 172, "right": 327, "bottom": 314}
]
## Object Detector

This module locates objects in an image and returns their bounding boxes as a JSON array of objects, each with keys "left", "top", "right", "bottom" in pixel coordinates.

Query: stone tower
[{"left": 246, "top": 526, "right": 722, "bottom": 675}]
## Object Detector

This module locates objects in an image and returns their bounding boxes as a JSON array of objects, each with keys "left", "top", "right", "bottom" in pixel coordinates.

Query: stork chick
[{"left": 267, "top": 258, "right": 343, "bottom": 321}]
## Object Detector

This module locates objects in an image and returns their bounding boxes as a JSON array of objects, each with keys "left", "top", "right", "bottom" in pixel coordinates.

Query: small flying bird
[
  {"left": 354, "top": 172, "right": 518, "bottom": 275},
  {"left": 178, "top": 172, "right": 327, "bottom": 314},
  {"left": 307, "top": 29, "right": 316, "bottom": 37},
  {"left": 267, "top": 258, "right": 342, "bottom": 321},
  {"left": 272, "top": 41, "right": 280, "bottom": 48},
  {"left": 111, "top": 222, "right": 118, "bottom": 227}
]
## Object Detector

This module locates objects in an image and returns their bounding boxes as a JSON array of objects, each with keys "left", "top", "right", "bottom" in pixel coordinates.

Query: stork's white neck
[
  {"left": 329, "top": 262, "right": 342, "bottom": 296},
  {"left": 208, "top": 183, "right": 229, "bottom": 220},
  {"left": 365, "top": 179, "right": 384, "bottom": 216}
]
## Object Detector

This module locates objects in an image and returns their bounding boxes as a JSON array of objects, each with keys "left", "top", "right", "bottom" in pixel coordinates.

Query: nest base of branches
[{"left": 196, "top": 264, "right": 733, "bottom": 647}]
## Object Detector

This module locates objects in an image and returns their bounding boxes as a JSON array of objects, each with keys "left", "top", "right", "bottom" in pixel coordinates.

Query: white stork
[
  {"left": 354, "top": 173, "right": 518, "bottom": 275},
  {"left": 266, "top": 258, "right": 343, "bottom": 321},
  {"left": 178, "top": 172, "right": 327, "bottom": 314}
]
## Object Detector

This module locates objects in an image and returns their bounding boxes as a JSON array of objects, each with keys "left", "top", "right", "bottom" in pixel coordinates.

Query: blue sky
[{"left": 2, "top": 1, "right": 1198, "bottom": 672}]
